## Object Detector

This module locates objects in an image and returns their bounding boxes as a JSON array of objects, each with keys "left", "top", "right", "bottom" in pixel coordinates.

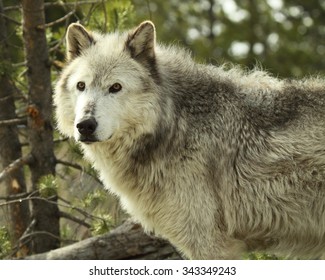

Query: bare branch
[
  {"left": 54, "top": 137, "right": 69, "bottom": 144},
  {"left": 12, "top": 61, "right": 27, "bottom": 67},
  {"left": 0, "top": 193, "right": 56, "bottom": 208},
  {"left": 56, "top": 158, "right": 103, "bottom": 184},
  {"left": 21, "top": 218, "right": 37, "bottom": 239},
  {"left": 57, "top": 196, "right": 107, "bottom": 222},
  {"left": 8, "top": 218, "right": 78, "bottom": 259},
  {"left": 20, "top": 231, "right": 61, "bottom": 242},
  {"left": 102, "top": 0, "right": 108, "bottom": 32},
  {"left": 56, "top": 159, "right": 83, "bottom": 171},
  {"left": 0, "top": 118, "right": 27, "bottom": 127},
  {"left": 53, "top": 0, "right": 108, "bottom": 7},
  {"left": 0, "top": 191, "right": 34, "bottom": 201},
  {"left": 4, "top": 1, "right": 108, "bottom": 11},
  {"left": 0, "top": 13, "right": 21, "bottom": 25},
  {"left": 0, "top": 154, "right": 33, "bottom": 184},
  {"left": 41, "top": 10, "right": 75, "bottom": 29},
  {"left": 0, "top": 94, "right": 11, "bottom": 102},
  {"left": 59, "top": 210, "right": 91, "bottom": 228},
  {"left": 146, "top": 0, "right": 153, "bottom": 21},
  {"left": 5, "top": 219, "right": 36, "bottom": 259},
  {"left": 0, "top": 194, "right": 105, "bottom": 225}
]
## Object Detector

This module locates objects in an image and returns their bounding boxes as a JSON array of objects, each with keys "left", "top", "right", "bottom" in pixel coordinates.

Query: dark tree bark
[
  {"left": 0, "top": 0, "right": 30, "bottom": 257},
  {"left": 21, "top": 0, "right": 60, "bottom": 253},
  {"left": 26, "top": 220, "right": 182, "bottom": 260}
]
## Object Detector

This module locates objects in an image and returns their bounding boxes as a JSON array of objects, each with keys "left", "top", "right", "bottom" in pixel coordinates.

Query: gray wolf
[{"left": 54, "top": 21, "right": 325, "bottom": 259}]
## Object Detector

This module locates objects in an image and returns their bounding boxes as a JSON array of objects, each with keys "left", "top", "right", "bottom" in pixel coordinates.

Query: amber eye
[
  {"left": 109, "top": 83, "right": 122, "bottom": 93},
  {"left": 76, "top": 81, "right": 86, "bottom": 91}
]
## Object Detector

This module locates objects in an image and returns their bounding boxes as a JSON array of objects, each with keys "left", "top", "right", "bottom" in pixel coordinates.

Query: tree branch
[
  {"left": 25, "top": 220, "right": 182, "bottom": 260},
  {"left": 56, "top": 159, "right": 83, "bottom": 171},
  {"left": 0, "top": 13, "right": 21, "bottom": 25},
  {"left": 54, "top": 137, "right": 69, "bottom": 144},
  {"left": 6, "top": 218, "right": 36, "bottom": 259},
  {"left": 0, "top": 190, "right": 35, "bottom": 201},
  {"left": 40, "top": 10, "right": 75, "bottom": 29},
  {"left": 0, "top": 193, "right": 56, "bottom": 208},
  {"left": 56, "top": 158, "right": 103, "bottom": 184},
  {"left": 0, "top": 118, "right": 27, "bottom": 127},
  {"left": 59, "top": 210, "right": 91, "bottom": 228},
  {"left": 0, "top": 193, "right": 105, "bottom": 226},
  {"left": 20, "top": 231, "right": 61, "bottom": 242},
  {"left": 4, "top": 1, "right": 108, "bottom": 11},
  {"left": 0, "top": 154, "right": 33, "bottom": 184},
  {"left": 57, "top": 196, "right": 107, "bottom": 222}
]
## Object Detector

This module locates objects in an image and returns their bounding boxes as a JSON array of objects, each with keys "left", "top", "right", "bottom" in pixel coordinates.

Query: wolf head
[{"left": 54, "top": 21, "right": 165, "bottom": 145}]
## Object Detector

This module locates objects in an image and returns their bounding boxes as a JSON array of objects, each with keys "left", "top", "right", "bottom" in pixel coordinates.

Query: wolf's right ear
[
  {"left": 66, "top": 23, "right": 94, "bottom": 61},
  {"left": 125, "top": 21, "right": 156, "bottom": 61}
]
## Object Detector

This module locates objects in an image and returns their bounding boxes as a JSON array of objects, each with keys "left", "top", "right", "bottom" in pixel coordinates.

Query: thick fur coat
[{"left": 54, "top": 21, "right": 325, "bottom": 259}]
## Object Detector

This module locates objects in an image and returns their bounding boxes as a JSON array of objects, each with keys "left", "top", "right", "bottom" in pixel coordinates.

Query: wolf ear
[
  {"left": 125, "top": 21, "right": 156, "bottom": 61},
  {"left": 66, "top": 23, "right": 94, "bottom": 61}
]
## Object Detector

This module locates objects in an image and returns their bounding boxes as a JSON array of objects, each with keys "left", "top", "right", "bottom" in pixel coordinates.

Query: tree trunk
[
  {"left": 26, "top": 220, "right": 182, "bottom": 260},
  {"left": 21, "top": 0, "right": 60, "bottom": 253},
  {"left": 0, "top": 0, "right": 30, "bottom": 257}
]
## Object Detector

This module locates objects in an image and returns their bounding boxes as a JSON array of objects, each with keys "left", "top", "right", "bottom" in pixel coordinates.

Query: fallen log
[{"left": 26, "top": 220, "right": 182, "bottom": 260}]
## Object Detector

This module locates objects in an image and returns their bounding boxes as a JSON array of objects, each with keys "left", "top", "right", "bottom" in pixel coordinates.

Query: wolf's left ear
[
  {"left": 125, "top": 21, "right": 156, "bottom": 61},
  {"left": 66, "top": 23, "right": 94, "bottom": 61}
]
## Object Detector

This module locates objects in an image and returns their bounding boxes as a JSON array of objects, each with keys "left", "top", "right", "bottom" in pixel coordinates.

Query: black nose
[{"left": 76, "top": 117, "right": 97, "bottom": 136}]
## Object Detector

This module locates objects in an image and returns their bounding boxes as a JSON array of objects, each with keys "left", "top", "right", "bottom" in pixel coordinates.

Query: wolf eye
[
  {"left": 76, "top": 81, "right": 86, "bottom": 91},
  {"left": 109, "top": 83, "right": 122, "bottom": 93}
]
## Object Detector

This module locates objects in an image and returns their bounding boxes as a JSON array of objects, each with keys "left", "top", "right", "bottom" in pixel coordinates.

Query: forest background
[{"left": 0, "top": 0, "right": 324, "bottom": 259}]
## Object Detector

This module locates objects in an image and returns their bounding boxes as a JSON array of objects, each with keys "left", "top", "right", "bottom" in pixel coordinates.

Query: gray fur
[{"left": 54, "top": 21, "right": 325, "bottom": 259}]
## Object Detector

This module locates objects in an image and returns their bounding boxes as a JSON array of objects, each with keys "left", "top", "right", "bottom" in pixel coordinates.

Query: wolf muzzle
[{"left": 76, "top": 117, "right": 98, "bottom": 143}]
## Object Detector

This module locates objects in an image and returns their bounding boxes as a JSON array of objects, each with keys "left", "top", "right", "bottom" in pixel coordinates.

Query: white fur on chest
[{"left": 82, "top": 143, "right": 158, "bottom": 232}]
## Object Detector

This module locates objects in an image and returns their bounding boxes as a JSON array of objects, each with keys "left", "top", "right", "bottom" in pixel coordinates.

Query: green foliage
[
  {"left": 132, "top": 0, "right": 325, "bottom": 78},
  {"left": 77, "top": 0, "right": 135, "bottom": 31},
  {"left": 60, "top": 224, "right": 72, "bottom": 240},
  {"left": 91, "top": 214, "right": 114, "bottom": 236},
  {"left": 0, "top": 60, "right": 13, "bottom": 76},
  {"left": 246, "top": 252, "right": 281, "bottom": 260},
  {"left": 60, "top": 223, "right": 78, "bottom": 247},
  {"left": 79, "top": 189, "right": 107, "bottom": 209},
  {"left": 0, "top": 227, "right": 11, "bottom": 259},
  {"left": 37, "top": 175, "right": 58, "bottom": 198}
]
